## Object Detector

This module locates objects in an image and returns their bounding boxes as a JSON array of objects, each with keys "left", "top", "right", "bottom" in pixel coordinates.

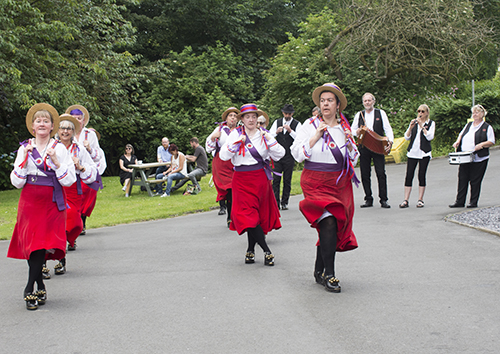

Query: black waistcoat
[
  {"left": 276, "top": 118, "right": 299, "bottom": 156},
  {"left": 360, "top": 109, "right": 384, "bottom": 136},
  {"left": 457, "top": 121, "right": 490, "bottom": 157},
  {"left": 407, "top": 120, "right": 433, "bottom": 153}
]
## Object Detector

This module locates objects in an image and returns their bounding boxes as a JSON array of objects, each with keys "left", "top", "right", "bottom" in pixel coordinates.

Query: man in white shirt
[
  {"left": 269, "top": 104, "right": 302, "bottom": 210},
  {"left": 352, "top": 93, "right": 394, "bottom": 208}
]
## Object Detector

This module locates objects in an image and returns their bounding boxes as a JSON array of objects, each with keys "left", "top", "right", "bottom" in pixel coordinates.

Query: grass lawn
[{"left": 0, "top": 171, "right": 304, "bottom": 240}]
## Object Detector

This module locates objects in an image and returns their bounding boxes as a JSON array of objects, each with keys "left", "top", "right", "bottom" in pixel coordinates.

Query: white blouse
[
  {"left": 291, "top": 117, "right": 359, "bottom": 166},
  {"left": 219, "top": 128, "right": 285, "bottom": 166},
  {"left": 66, "top": 142, "right": 98, "bottom": 184},
  {"left": 11, "top": 138, "right": 76, "bottom": 189},
  {"left": 76, "top": 127, "right": 106, "bottom": 175},
  {"left": 206, "top": 125, "right": 233, "bottom": 156},
  {"left": 404, "top": 119, "right": 435, "bottom": 159}
]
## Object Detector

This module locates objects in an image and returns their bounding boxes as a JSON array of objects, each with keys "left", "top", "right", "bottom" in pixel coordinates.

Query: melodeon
[
  {"left": 357, "top": 126, "right": 391, "bottom": 155},
  {"left": 449, "top": 151, "right": 474, "bottom": 165}
]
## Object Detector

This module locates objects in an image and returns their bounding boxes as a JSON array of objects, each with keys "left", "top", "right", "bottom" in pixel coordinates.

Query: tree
[
  {"left": 325, "top": 0, "right": 496, "bottom": 83},
  {"left": 0, "top": 0, "right": 144, "bottom": 178}
]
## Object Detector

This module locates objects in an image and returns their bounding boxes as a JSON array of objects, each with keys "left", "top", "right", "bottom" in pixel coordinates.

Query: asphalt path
[{"left": 1, "top": 150, "right": 499, "bottom": 354}]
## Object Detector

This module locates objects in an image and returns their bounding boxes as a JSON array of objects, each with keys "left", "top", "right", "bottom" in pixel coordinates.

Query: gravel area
[{"left": 447, "top": 205, "right": 500, "bottom": 235}]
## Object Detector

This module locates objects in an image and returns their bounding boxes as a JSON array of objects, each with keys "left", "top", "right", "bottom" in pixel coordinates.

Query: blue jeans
[
  {"left": 171, "top": 168, "right": 206, "bottom": 191},
  {"left": 164, "top": 172, "right": 186, "bottom": 195}
]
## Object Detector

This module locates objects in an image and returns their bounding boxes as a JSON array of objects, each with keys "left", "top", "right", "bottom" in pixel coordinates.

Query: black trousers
[
  {"left": 404, "top": 156, "right": 431, "bottom": 187},
  {"left": 455, "top": 159, "right": 488, "bottom": 205},
  {"left": 272, "top": 157, "right": 294, "bottom": 206},
  {"left": 359, "top": 146, "right": 388, "bottom": 203}
]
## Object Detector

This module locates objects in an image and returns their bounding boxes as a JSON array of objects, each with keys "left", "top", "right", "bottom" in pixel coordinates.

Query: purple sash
[
  {"left": 244, "top": 134, "right": 274, "bottom": 180},
  {"left": 27, "top": 168, "right": 66, "bottom": 212},
  {"left": 215, "top": 124, "right": 232, "bottom": 154},
  {"left": 304, "top": 160, "right": 343, "bottom": 172},
  {"left": 87, "top": 173, "right": 103, "bottom": 191},
  {"left": 310, "top": 119, "right": 360, "bottom": 185}
]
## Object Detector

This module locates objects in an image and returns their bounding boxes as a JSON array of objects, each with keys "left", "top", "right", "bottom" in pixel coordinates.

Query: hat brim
[
  {"left": 257, "top": 112, "right": 269, "bottom": 128},
  {"left": 66, "top": 105, "right": 90, "bottom": 127},
  {"left": 58, "top": 114, "right": 81, "bottom": 136},
  {"left": 87, "top": 127, "right": 101, "bottom": 140},
  {"left": 312, "top": 84, "right": 347, "bottom": 112},
  {"left": 221, "top": 107, "right": 240, "bottom": 121},
  {"left": 238, "top": 109, "right": 268, "bottom": 121},
  {"left": 25, "top": 103, "right": 60, "bottom": 138}
]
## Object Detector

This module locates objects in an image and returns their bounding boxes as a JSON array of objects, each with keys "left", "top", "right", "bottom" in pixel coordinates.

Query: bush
[{"left": 0, "top": 152, "right": 15, "bottom": 190}]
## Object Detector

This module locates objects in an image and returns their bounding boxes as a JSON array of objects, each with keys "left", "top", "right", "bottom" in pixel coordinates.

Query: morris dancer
[
  {"left": 220, "top": 104, "right": 285, "bottom": 266},
  {"left": 43, "top": 114, "right": 98, "bottom": 277},
  {"left": 66, "top": 105, "right": 105, "bottom": 234},
  {"left": 8, "top": 103, "right": 76, "bottom": 310},
  {"left": 206, "top": 107, "right": 239, "bottom": 226},
  {"left": 291, "top": 83, "right": 359, "bottom": 292}
]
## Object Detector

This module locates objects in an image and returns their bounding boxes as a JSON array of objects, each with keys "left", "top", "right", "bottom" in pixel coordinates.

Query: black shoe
[
  {"left": 467, "top": 204, "right": 478, "bottom": 208},
  {"left": 264, "top": 252, "right": 274, "bottom": 266},
  {"left": 68, "top": 242, "right": 76, "bottom": 251},
  {"left": 314, "top": 271, "right": 324, "bottom": 285},
  {"left": 323, "top": 275, "right": 341, "bottom": 293},
  {"left": 218, "top": 207, "right": 226, "bottom": 215},
  {"left": 281, "top": 203, "right": 288, "bottom": 210},
  {"left": 245, "top": 252, "right": 255, "bottom": 264},
  {"left": 360, "top": 201, "right": 373, "bottom": 208},
  {"left": 54, "top": 262, "right": 66, "bottom": 275},
  {"left": 42, "top": 266, "right": 51, "bottom": 280},
  {"left": 80, "top": 228, "right": 86, "bottom": 235},
  {"left": 24, "top": 293, "right": 38, "bottom": 310},
  {"left": 449, "top": 202, "right": 464, "bottom": 208},
  {"left": 227, "top": 220, "right": 231, "bottom": 228},
  {"left": 380, "top": 201, "right": 391, "bottom": 208},
  {"left": 34, "top": 289, "right": 47, "bottom": 305}
]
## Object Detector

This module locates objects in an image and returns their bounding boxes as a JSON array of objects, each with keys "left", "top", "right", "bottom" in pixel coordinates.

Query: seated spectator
[
  {"left": 171, "top": 137, "right": 208, "bottom": 193},
  {"left": 156, "top": 137, "right": 172, "bottom": 175},
  {"left": 119, "top": 144, "right": 137, "bottom": 192},
  {"left": 156, "top": 144, "right": 188, "bottom": 197}
]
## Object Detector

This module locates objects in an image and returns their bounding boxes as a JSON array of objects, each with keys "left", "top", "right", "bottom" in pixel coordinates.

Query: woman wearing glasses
[
  {"left": 399, "top": 104, "right": 435, "bottom": 208},
  {"left": 449, "top": 104, "right": 495, "bottom": 208},
  {"left": 119, "top": 144, "right": 137, "bottom": 192}
]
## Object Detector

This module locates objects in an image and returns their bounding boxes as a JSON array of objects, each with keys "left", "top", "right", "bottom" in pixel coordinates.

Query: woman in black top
[{"left": 119, "top": 144, "right": 137, "bottom": 191}]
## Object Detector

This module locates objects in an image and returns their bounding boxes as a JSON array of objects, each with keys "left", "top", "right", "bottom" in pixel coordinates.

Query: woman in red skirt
[
  {"left": 291, "top": 83, "right": 359, "bottom": 292},
  {"left": 66, "top": 105, "right": 106, "bottom": 234},
  {"left": 8, "top": 103, "right": 76, "bottom": 310},
  {"left": 44, "top": 114, "right": 98, "bottom": 277},
  {"left": 206, "top": 107, "right": 239, "bottom": 226},
  {"left": 219, "top": 104, "right": 285, "bottom": 266}
]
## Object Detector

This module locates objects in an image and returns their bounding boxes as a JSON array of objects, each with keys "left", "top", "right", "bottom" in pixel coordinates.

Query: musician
[
  {"left": 291, "top": 83, "right": 359, "bottom": 293},
  {"left": 220, "top": 103, "right": 285, "bottom": 266},
  {"left": 449, "top": 104, "right": 495, "bottom": 208},
  {"left": 206, "top": 107, "right": 239, "bottom": 225},
  {"left": 352, "top": 93, "right": 394, "bottom": 208},
  {"left": 270, "top": 104, "right": 302, "bottom": 210},
  {"left": 399, "top": 105, "right": 435, "bottom": 208}
]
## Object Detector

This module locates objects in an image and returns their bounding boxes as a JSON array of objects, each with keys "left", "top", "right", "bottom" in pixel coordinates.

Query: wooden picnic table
[{"left": 125, "top": 161, "right": 171, "bottom": 197}]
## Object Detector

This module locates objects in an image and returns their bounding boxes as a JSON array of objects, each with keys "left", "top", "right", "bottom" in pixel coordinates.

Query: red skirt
[
  {"left": 230, "top": 169, "right": 281, "bottom": 235},
  {"left": 8, "top": 184, "right": 67, "bottom": 260},
  {"left": 81, "top": 182, "right": 97, "bottom": 217},
  {"left": 299, "top": 169, "right": 358, "bottom": 252},
  {"left": 212, "top": 153, "right": 234, "bottom": 201},
  {"left": 64, "top": 182, "right": 83, "bottom": 247}
]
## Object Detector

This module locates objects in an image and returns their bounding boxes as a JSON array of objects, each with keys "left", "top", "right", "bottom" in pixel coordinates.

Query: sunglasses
[
  {"left": 417, "top": 110, "right": 427, "bottom": 113},
  {"left": 59, "top": 127, "right": 74, "bottom": 131}
]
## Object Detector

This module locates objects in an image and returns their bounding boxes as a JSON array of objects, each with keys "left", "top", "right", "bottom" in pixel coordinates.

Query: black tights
[
  {"left": 226, "top": 190, "right": 233, "bottom": 221},
  {"left": 25, "top": 249, "right": 46, "bottom": 295},
  {"left": 81, "top": 215, "right": 87, "bottom": 229},
  {"left": 247, "top": 225, "right": 270, "bottom": 254},
  {"left": 316, "top": 216, "right": 338, "bottom": 276}
]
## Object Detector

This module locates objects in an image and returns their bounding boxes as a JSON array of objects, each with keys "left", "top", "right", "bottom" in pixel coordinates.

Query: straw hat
[
  {"left": 25, "top": 103, "right": 60, "bottom": 138},
  {"left": 257, "top": 112, "right": 269, "bottom": 128},
  {"left": 312, "top": 83, "right": 348, "bottom": 112},
  {"left": 221, "top": 107, "right": 240, "bottom": 121},
  {"left": 58, "top": 113, "right": 80, "bottom": 134},
  {"left": 65, "top": 105, "right": 90, "bottom": 127},
  {"left": 87, "top": 127, "right": 101, "bottom": 140}
]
